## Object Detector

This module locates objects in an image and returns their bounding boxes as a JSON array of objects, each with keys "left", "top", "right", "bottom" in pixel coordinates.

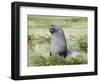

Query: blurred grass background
[{"left": 27, "top": 15, "right": 88, "bottom": 66}]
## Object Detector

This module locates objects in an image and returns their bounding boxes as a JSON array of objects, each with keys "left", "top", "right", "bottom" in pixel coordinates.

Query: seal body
[{"left": 49, "top": 24, "right": 67, "bottom": 58}]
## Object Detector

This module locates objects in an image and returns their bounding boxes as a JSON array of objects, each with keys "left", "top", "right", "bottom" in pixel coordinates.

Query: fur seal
[
  {"left": 49, "top": 24, "right": 81, "bottom": 58},
  {"left": 49, "top": 24, "right": 67, "bottom": 58}
]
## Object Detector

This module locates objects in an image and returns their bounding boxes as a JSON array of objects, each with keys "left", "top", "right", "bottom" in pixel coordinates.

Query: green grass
[
  {"left": 27, "top": 15, "right": 88, "bottom": 66},
  {"left": 28, "top": 53, "right": 87, "bottom": 66}
]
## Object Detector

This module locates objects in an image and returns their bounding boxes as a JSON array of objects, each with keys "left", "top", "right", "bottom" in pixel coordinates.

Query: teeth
[
  {"left": 49, "top": 26, "right": 52, "bottom": 29},
  {"left": 49, "top": 28, "right": 53, "bottom": 33}
]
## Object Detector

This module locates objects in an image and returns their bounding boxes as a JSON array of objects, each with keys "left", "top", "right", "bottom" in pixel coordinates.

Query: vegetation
[{"left": 27, "top": 15, "right": 88, "bottom": 66}]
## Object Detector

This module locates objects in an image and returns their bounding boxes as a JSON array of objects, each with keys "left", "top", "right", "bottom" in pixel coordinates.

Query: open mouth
[
  {"left": 49, "top": 28, "right": 54, "bottom": 33},
  {"left": 49, "top": 26, "right": 54, "bottom": 33}
]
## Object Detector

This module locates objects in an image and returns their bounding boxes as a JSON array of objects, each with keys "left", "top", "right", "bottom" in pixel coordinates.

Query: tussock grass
[{"left": 28, "top": 52, "right": 87, "bottom": 66}]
